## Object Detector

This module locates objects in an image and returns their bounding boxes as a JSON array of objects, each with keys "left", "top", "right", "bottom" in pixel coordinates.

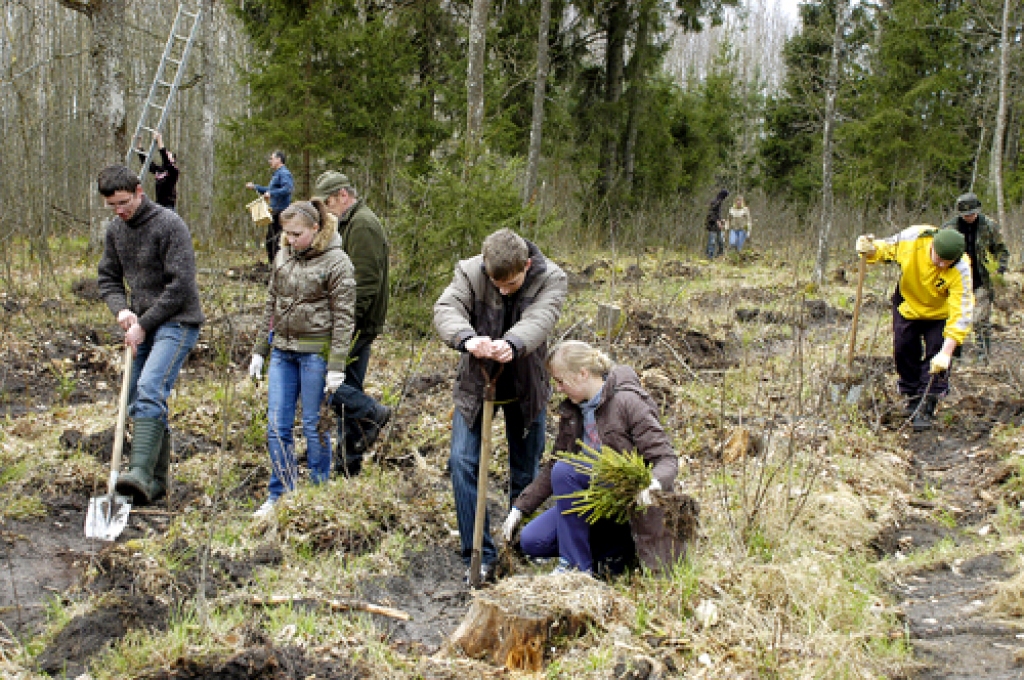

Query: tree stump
[
  {"left": 447, "top": 596, "right": 588, "bottom": 671},
  {"left": 596, "top": 302, "right": 623, "bottom": 338}
]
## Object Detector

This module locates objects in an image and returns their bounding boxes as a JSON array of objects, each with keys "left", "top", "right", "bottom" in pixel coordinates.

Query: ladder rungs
[
  {"left": 181, "top": 10, "right": 198, "bottom": 18},
  {"left": 159, "top": 80, "right": 174, "bottom": 88},
  {"left": 167, "top": 58, "right": 181, "bottom": 65},
  {"left": 141, "top": 126, "right": 158, "bottom": 134},
  {"left": 174, "top": 34, "right": 189, "bottom": 41},
  {"left": 147, "top": 102, "right": 166, "bottom": 111}
]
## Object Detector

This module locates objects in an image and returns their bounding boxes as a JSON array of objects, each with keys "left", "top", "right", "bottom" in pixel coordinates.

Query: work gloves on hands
[
  {"left": 637, "top": 479, "right": 662, "bottom": 507},
  {"left": 929, "top": 352, "right": 951, "bottom": 374},
  {"left": 501, "top": 507, "right": 523, "bottom": 542},
  {"left": 248, "top": 354, "right": 264, "bottom": 380},
  {"left": 325, "top": 371, "right": 345, "bottom": 394},
  {"left": 855, "top": 234, "right": 877, "bottom": 256}
]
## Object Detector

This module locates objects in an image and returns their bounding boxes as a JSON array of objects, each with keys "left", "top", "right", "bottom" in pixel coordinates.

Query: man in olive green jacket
[{"left": 314, "top": 171, "right": 391, "bottom": 475}]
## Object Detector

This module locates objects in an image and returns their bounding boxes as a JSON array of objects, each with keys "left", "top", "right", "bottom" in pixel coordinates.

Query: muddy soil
[
  {"left": 144, "top": 643, "right": 362, "bottom": 679},
  {"left": 883, "top": 341, "right": 1024, "bottom": 679}
]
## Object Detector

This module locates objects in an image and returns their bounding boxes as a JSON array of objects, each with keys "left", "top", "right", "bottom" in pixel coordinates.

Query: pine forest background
[{"left": 2, "top": 0, "right": 1024, "bottom": 328}]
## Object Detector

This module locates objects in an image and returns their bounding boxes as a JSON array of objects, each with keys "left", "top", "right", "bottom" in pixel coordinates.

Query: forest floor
[{"left": 2, "top": 242, "right": 1024, "bottom": 678}]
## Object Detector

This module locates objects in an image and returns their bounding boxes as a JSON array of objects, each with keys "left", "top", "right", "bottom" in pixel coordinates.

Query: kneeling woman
[
  {"left": 502, "top": 340, "right": 684, "bottom": 575},
  {"left": 249, "top": 200, "right": 356, "bottom": 517}
]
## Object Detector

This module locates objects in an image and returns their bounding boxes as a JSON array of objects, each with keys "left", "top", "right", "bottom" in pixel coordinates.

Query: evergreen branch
[{"left": 555, "top": 444, "right": 652, "bottom": 525}]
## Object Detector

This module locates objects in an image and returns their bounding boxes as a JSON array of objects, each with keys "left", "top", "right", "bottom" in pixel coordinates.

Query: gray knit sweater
[{"left": 97, "top": 196, "right": 205, "bottom": 333}]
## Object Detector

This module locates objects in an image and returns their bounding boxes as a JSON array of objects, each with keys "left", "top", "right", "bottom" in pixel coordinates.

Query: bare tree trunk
[
  {"left": 623, "top": 2, "right": 651, "bottom": 193},
  {"left": 812, "top": 0, "right": 847, "bottom": 286},
  {"left": 522, "top": 0, "right": 552, "bottom": 207},
  {"left": 465, "top": 0, "right": 491, "bottom": 168},
  {"left": 597, "top": 0, "right": 628, "bottom": 198},
  {"left": 992, "top": 0, "right": 1010, "bottom": 230},
  {"left": 198, "top": 0, "right": 216, "bottom": 243}
]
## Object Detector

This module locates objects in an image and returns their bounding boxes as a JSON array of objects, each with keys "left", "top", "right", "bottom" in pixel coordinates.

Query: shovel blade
[
  {"left": 85, "top": 493, "right": 132, "bottom": 541},
  {"left": 829, "top": 382, "right": 864, "bottom": 405}
]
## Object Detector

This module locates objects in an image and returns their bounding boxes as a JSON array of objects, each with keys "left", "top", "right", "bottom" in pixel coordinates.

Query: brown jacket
[
  {"left": 433, "top": 240, "right": 567, "bottom": 424},
  {"left": 514, "top": 365, "right": 685, "bottom": 573},
  {"left": 254, "top": 216, "right": 357, "bottom": 372}
]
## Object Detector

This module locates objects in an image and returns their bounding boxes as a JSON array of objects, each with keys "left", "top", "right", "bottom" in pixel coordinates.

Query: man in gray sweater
[{"left": 97, "top": 165, "right": 205, "bottom": 505}]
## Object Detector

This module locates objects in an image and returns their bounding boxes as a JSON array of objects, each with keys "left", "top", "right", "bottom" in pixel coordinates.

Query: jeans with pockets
[{"left": 128, "top": 322, "right": 200, "bottom": 424}]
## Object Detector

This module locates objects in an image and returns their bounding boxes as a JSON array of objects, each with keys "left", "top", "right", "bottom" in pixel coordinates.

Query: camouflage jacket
[{"left": 941, "top": 213, "right": 1009, "bottom": 291}]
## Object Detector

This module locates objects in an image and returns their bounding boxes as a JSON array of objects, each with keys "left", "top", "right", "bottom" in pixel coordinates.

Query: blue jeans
[
  {"left": 266, "top": 349, "right": 331, "bottom": 500},
  {"left": 333, "top": 333, "right": 381, "bottom": 459},
  {"left": 519, "top": 460, "right": 633, "bottom": 573},
  {"left": 450, "top": 404, "right": 545, "bottom": 567},
  {"left": 728, "top": 229, "right": 747, "bottom": 251},
  {"left": 706, "top": 231, "right": 724, "bottom": 258},
  {"left": 128, "top": 322, "right": 200, "bottom": 424}
]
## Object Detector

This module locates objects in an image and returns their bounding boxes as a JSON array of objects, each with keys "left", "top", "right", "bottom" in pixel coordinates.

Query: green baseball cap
[
  {"left": 933, "top": 228, "right": 965, "bottom": 262},
  {"left": 312, "top": 171, "right": 351, "bottom": 201}
]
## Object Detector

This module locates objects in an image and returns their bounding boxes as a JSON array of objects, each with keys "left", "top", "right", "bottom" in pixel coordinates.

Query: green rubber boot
[
  {"left": 115, "top": 418, "right": 164, "bottom": 506},
  {"left": 150, "top": 427, "right": 171, "bottom": 503}
]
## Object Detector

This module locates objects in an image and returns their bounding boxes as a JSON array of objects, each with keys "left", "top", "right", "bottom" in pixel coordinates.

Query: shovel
[
  {"left": 830, "top": 255, "right": 868, "bottom": 405},
  {"left": 85, "top": 344, "right": 133, "bottom": 540},
  {"left": 469, "top": 365, "right": 501, "bottom": 589}
]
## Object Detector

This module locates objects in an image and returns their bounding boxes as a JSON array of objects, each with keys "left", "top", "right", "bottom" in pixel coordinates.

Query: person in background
[
  {"left": 134, "top": 131, "right": 179, "bottom": 211},
  {"left": 433, "top": 228, "right": 567, "bottom": 584},
  {"left": 501, "top": 340, "right": 684, "bottom": 577},
  {"left": 96, "top": 164, "right": 204, "bottom": 505},
  {"left": 705, "top": 189, "right": 729, "bottom": 259},
  {"left": 246, "top": 151, "right": 294, "bottom": 265},
  {"left": 941, "top": 192, "right": 1009, "bottom": 360},
  {"left": 248, "top": 200, "right": 356, "bottom": 517},
  {"left": 856, "top": 227, "right": 973, "bottom": 431},
  {"left": 727, "top": 195, "right": 752, "bottom": 253},
  {"left": 312, "top": 171, "right": 391, "bottom": 476}
]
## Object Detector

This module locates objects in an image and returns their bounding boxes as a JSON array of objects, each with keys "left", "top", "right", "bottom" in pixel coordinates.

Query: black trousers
[
  {"left": 265, "top": 210, "right": 283, "bottom": 264},
  {"left": 892, "top": 295, "right": 949, "bottom": 397}
]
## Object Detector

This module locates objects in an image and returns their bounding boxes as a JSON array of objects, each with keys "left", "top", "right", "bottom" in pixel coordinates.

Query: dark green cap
[
  {"left": 312, "top": 171, "right": 351, "bottom": 201},
  {"left": 933, "top": 228, "right": 965, "bottom": 262}
]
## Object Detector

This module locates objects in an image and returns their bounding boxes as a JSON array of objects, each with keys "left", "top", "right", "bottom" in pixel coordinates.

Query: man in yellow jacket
[{"left": 856, "top": 226, "right": 973, "bottom": 430}]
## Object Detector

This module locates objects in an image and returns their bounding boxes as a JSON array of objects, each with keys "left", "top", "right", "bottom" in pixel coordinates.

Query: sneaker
[
  {"left": 550, "top": 557, "right": 572, "bottom": 575},
  {"left": 253, "top": 498, "right": 277, "bottom": 518},
  {"left": 464, "top": 562, "right": 495, "bottom": 586}
]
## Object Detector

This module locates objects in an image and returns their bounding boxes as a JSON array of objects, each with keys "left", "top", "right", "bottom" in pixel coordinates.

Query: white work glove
[
  {"left": 929, "top": 352, "right": 951, "bottom": 374},
  {"left": 248, "top": 354, "right": 264, "bottom": 380},
  {"left": 637, "top": 478, "right": 662, "bottom": 507},
  {"left": 855, "top": 234, "right": 876, "bottom": 256},
  {"left": 325, "top": 370, "right": 345, "bottom": 393},
  {"left": 501, "top": 507, "right": 523, "bottom": 542}
]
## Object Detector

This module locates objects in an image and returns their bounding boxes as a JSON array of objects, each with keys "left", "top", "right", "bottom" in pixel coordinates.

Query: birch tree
[
  {"left": 812, "top": 0, "right": 848, "bottom": 287},
  {"left": 991, "top": 0, "right": 1011, "bottom": 231},
  {"left": 465, "top": 0, "right": 491, "bottom": 167},
  {"left": 521, "top": 0, "right": 552, "bottom": 207}
]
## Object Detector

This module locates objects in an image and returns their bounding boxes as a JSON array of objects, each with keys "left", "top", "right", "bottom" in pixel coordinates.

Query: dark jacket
[
  {"left": 256, "top": 166, "right": 294, "bottom": 213},
  {"left": 97, "top": 196, "right": 204, "bottom": 333},
  {"left": 253, "top": 216, "right": 356, "bottom": 372},
  {"left": 706, "top": 189, "right": 730, "bottom": 231},
  {"left": 514, "top": 365, "right": 685, "bottom": 573},
  {"left": 941, "top": 214, "right": 1009, "bottom": 291},
  {"left": 337, "top": 200, "right": 389, "bottom": 336},
  {"left": 136, "top": 147, "right": 179, "bottom": 208},
  {"left": 433, "top": 241, "right": 567, "bottom": 425}
]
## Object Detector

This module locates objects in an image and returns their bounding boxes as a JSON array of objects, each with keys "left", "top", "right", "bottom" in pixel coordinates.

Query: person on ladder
[
  {"left": 134, "top": 131, "right": 179, "bottom": 211},
  {"left": 96, "top": 164, "right": 204, "bottom": 505},
  {"left": 855, "top": 227, "right": 974, "bottom": 431}
]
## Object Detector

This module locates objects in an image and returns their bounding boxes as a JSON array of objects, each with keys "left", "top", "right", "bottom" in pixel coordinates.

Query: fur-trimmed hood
[{"left": 278, "top": 211, "right": 342, "bottom": 257}]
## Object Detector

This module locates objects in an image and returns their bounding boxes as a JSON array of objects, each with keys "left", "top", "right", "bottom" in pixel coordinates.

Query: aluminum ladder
[{"left": 125, "top": 2, "right": 203, "bottom": 176}]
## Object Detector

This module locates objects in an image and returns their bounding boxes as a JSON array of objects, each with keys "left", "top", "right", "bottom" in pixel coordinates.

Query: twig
[
  {"left": 247, "top": 594, "right": 411, "bottom": 621},
  {"left": 657, "top": 335, "right": 704, "bottom": 384}
]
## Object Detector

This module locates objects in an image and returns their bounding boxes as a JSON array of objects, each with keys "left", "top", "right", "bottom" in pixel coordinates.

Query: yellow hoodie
[{"left": 866, "top": 225, "right": 974, "bottom": 345}]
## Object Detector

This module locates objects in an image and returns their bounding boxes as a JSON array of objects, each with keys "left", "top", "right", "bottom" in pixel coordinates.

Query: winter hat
[
  {"left": 933, "top": 228, "right": 965, "bottom": 262},
  {"left": 312, "top": 171, "right": 352, "bottom": 201},
  {"left": 955, "top": 192, "right": 981, "bottom": 217}
]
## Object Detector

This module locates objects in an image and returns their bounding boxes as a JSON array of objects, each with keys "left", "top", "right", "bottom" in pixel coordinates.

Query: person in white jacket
[{"left": 727, "top": 196, "right": 752, "bottom": 252}]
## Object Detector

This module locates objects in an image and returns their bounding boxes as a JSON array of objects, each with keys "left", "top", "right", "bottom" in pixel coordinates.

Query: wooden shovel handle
[
  {"left": 847, "top": 255, "right": 867, "bottom": 373},
  {"left": 108, "top": 344, "right": 133, "bottom": 495}
]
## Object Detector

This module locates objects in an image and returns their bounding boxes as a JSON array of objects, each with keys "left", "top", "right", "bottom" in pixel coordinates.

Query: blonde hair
[
  {"left": 280, "top": 199, "right": 330, "bottom": 231},
  {"left": 547, "top": 340, "right": 612, "bottom": 377}
]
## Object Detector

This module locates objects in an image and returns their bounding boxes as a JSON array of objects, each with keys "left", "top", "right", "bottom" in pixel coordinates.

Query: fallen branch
[
  {"left": 249, "top": 594, "right": 411, "bottom": 621},
  {"left": 657, "top": 335, "right": 704, "bottom": 384}
]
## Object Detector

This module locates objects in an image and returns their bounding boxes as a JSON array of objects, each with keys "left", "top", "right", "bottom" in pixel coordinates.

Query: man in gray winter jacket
[
  {"left": 97, "top": 164, "right": 204, "bottom": 505},
  {"left": 433, "top": 228, "right": 567, "bottom": 582}
]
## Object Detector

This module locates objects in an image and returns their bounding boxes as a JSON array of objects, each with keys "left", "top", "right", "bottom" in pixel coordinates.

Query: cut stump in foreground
[{"left": 446, "top": 572, "right": 635, "bottom": 671}]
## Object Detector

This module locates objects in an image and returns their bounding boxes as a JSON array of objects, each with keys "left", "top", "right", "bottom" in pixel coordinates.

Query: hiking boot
[
  {"left": 149, "top": 426, "right": 171, "bottom": 503},
  {"left": 912, "top": 396, "right": 938, "bottom": 432},
  {"left": 351, "top": 403, "right": 392, "bottom": 455},
  {"left": 115, "top": 418, "right": 164, "bottom": 506}
]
